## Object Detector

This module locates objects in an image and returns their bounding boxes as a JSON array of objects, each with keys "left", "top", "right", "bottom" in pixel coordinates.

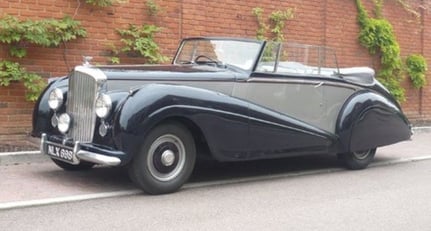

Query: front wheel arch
[{"left": 143, "top": 116, "right": 212, "bottom": 161}]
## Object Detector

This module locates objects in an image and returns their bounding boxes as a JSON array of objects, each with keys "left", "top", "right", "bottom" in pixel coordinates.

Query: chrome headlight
[
  {"left": 48, "top": 88, "right": 64, "bottom": 110},
  {"left": 95, "top": 93, "right": 112, "bottom": 119},
  {"left": 58, "top": 113, "right": 71, "bottom": 134}
]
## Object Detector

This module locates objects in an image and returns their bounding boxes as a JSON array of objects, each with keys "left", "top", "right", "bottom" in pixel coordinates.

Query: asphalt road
[
  {"left": 0, "top": 130, "right": 430, "bottom": 230},
  {"left": 1, "top": 158, "right": 431, "bottom": 231}
]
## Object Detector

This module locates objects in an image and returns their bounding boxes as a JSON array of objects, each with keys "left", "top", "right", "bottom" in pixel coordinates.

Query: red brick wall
[
  {"left": 0, "top": 0, "right": 430, "bottom": 138},
  {"left": 0, "top": 83, "right": 34, "bottom": 140}
]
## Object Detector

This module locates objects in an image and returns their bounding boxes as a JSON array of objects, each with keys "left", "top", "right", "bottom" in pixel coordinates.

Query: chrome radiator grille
[{"left": 66, "top": 67, "right": 103, "bottom": 142}]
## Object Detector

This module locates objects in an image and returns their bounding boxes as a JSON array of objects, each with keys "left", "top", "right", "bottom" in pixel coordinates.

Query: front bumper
[{"left": 40, "top": 133, "right": 123, "bottom": 166}]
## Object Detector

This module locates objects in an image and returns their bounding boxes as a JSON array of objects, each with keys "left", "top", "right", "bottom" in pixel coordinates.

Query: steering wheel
[{"left": 194, "top": 55, "right": 218, "bottom": 64}]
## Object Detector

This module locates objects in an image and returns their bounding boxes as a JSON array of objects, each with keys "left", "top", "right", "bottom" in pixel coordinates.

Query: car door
[{"left": 232, "top": 74, "right": 334, "bottom": 159}]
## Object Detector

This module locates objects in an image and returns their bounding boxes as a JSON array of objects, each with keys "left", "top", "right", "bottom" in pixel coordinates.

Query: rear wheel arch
[{"left": 336, "top": 90, "right": 410, "bottom": 153}]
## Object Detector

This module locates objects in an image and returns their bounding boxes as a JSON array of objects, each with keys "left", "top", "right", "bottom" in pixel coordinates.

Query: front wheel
[
  {"left": 338, "top": 148, "right": 376, "bottom": 170},
  {"left": 128, "top": 122, "right": 196, "bottom": 195}
]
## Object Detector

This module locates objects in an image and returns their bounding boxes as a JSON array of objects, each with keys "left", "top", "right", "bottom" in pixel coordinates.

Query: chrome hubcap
[
  {"left": 353, "top": 150, "right": 370, "bottom": 160},
  {"left": 161, "top": 150, "right": 175, "bottom": 166},
  {"left": 147, "top": 134, "right": 186, "bottom": 182}
]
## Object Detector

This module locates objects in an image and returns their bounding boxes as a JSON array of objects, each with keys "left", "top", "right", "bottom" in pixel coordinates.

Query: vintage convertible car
[{"left": 32, "top": 37, "right": 411, "bottom": 194}]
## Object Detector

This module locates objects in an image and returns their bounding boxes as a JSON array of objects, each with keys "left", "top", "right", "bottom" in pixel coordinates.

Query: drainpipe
[
  {"left": 419, "top": 0, "right": 425, "bottom": 115},
  {"left": 179, "top": 0, "right": 183, "bottom": 40}
]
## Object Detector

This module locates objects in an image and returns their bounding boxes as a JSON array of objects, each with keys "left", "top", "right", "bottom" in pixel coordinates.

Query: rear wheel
[
  {"left": 51, "top": 158, "right": 95, "bottom": 171},
  {"left": 128, "top": 122, "right": 196, "bottom": 195},
  {"left": 338, "top": 148, "right": 376, "bottom": 170}
]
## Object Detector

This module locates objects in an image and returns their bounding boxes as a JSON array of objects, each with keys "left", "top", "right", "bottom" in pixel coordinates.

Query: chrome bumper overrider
[{"left": 41, "top": 133, "right": 121, "bottom": 166}]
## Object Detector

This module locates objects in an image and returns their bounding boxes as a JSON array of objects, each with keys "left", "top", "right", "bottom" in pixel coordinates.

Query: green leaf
[
  {"left": 406, "top": 54, "right": 428, "bottom": 89},
  {"left": 355, "top": 0, "right": 406, "bottom": 102},
  {"left": 0, "top": 15, "right": 86, "bottom": 57},
  {"left": 9, "top": 46, "right": 27, "bottom": 58},
  {"left": 114, "top": 23, "right": 167, "bottom": 64}
]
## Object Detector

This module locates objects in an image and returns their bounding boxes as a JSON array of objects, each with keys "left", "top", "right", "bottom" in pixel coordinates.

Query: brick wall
[
  {"left": 0, "top": 0, "right": 430, "bottom": 139},
  {"left": 0, "top": 83, "right": 34, "bottom": 140}
]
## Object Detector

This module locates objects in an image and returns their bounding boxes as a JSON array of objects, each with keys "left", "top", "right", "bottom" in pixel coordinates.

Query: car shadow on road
[
  {"left": 35, "top": 153, "right": 397, "bottom": 194},
  {"left": 189, "top": 154, "right": 342, "bottom": 183},
  {"left": 2, "top": 154, "right": 403, "bottom": 203}
]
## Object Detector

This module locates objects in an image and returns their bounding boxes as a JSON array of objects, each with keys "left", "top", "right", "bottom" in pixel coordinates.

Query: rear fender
[{"left": 336, "top": 90, "right": 411, "bottom": 153}]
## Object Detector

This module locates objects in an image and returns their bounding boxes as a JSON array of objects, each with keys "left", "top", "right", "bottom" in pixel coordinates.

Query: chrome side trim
[
  {"left": 40, "top": 133, "right": 121, "bottom": 166},
  {"left": 247, "top": 77, "right": 359, "bottom": 90}
]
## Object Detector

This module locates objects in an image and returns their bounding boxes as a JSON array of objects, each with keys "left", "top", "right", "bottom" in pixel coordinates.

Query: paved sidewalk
[
  {"left": 0, "top": 151, "right": 47, "bottom": 166},
  {"left": 374, "top": 127, "right": 431, "bottom": 163}
]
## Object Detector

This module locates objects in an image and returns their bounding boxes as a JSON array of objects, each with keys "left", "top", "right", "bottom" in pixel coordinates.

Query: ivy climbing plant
[
  {"left": 85, "top": 0, "right": 116, "bottom": 7},
  {"left": 146, "top": 0, "right": 163, "bottom": 16},
  {"left": 0, "top": 15, "right": 87, "bottom": 58},
  {"left": 0, "top": 61, "right": 45, "bottom": 101},
  {"left": 108, "top": 0, "right": 167, "bottom": 64},
  {"left": 355, "top": 0, "right": 405, "bottom": 102},
  {"left": 0, "top": 15, "right": 87, "bottom": 101},
  {"left": 252, "top": 7, "right": 294, "bottom": 62},
  {"left": 110, "top": 24, "right": 168, "bottom": 64},
  {"left": 252, "top": 7, "right": 294, "bottom": 42},
  {"left": 406, "top": 54, "right": 427, "bottom": 89}
]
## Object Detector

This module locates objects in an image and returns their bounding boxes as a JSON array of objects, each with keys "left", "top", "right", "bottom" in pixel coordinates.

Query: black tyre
[
  {"left": 51, "top": 158, "right": 95, "bottom": 171},
  {"left": 338, "top": 148, "right": 376, "bottom": 170},
  {"left": 128, "top": 122, "right": 196, "bottom": 195}
]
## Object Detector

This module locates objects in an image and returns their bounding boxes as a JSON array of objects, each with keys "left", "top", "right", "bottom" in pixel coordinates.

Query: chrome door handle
[{"left": 314, "top": 82, "right": 324, "bottom": 88}]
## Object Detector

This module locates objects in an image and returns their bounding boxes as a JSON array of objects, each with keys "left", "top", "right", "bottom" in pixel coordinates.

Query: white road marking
[
  {"left": 0, "top": 190, "right": 142, "bottom": 210},
  {"left": 371, "top": 155, "right": 431, "bottom": 167},
  {"left": 1, "top": 154, "right": 431, "bottom": 210},
  {"left": 0, "top": 151, "right": 39, "bottom": 156}
]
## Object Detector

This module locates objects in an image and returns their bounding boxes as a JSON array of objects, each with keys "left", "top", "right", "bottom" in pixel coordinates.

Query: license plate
[{"left": 47, "top": 144, "right": 74, "bottom": 163}]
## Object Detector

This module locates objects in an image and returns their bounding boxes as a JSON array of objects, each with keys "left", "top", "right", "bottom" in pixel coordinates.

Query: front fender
[
  {"left": 336, "top": 90, "right": 411, "bottom": 153},
  {"left": 31, "top": 76, "right": 69, "bottom": 137},
  {"left": 113, "top": 84, "right": 250, "bottom": 162}
]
